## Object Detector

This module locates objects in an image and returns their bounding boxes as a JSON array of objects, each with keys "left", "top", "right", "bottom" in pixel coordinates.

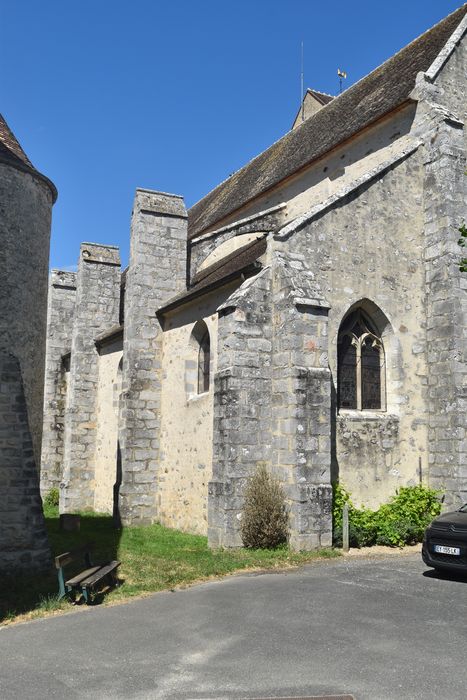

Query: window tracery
[{"left": 337, "top": 309, "right": 385, "bottom": 411}]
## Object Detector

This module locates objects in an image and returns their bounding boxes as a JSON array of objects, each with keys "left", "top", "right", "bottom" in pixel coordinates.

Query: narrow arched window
[
  {"left": 198, "top": 329, "right": 210, "bottom": 394},
  {"left": 186, "top": 320, "right": 211, "bottom": 397},
  {"left": 337, "top": 309, "right": 385, "bottom": 411}
]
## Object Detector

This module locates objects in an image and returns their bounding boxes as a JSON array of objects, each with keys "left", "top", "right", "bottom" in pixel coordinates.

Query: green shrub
[
  {"left": 43, "top": 487, "right": 60, "bottom": 509},
  {"left": 240, "top": 464, "right": 289, "bottom": 549},
  {"left": 332, "top": 482, "right": 441, "bottom": 548}
]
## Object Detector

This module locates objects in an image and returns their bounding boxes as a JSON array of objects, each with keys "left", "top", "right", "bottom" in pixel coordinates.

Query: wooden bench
[{"left": 55, "top": 542, "right": 120, "bottom": 604}]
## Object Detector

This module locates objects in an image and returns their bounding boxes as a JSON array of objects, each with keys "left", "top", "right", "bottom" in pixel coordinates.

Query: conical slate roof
[
  {"left": 188, "top": 5, "right": 467, "bottom": 240},
  {"left": 0, "top": 114, "right": 34, "bottom": 168},
  {"left": 0, "top": 113, "right": 57, "bottom": 201}
]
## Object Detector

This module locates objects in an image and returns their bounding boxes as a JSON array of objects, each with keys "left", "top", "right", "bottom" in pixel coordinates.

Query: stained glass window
[
  {"left": 361, "top": 337, "right": 381, "bottom": 409},
  {"left": 338, "top": 336, "right": 357, "bottom": 409},
  {"left": 337, "top": 309, "right": 384, "bottom": 411}
]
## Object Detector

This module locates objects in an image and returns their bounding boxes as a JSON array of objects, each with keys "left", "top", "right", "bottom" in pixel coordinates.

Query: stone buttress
[
  {"left": 60, "top": 244, "right": 121, "bottom": 512},
  {"left": 270, "top": 249, "right": 332, "bottom": 549},
  {"left": 208, "top": 243, "right": 333, "bottom": 549},
  {"left": 119, "top": 190, "right": 188, "bottom": 525},
  {"left": 414, "top": 24, "right": 467, "bottom": 506},
  {"left": 209, "top": 266, "right": 273, "bottom": 547},
  {"left": 423, "top": 119, "right": 467, "bottom": 505},
  {"left": 40, "top": 270, "right": 77, "bottom": 496}
]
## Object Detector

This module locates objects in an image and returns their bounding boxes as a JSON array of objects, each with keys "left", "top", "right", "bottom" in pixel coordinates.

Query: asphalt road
[{"left": 1, "top": 553, "right": 467, "bottom": 700}]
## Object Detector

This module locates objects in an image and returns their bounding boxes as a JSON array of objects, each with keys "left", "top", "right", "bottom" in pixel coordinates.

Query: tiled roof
[
  {"left": 158, "top": 235, "right": 267, "bottom": 315},
  {"left": 0, "top": 113, "right": 58, "bottom": 201},
  {"left": 308, "top": 89, "right": 334, "bottom": 106},
  {"left": 188, "top": 6, "right": 467, "bottom": 240},
  {"left": 0, "top": 114, "right": 34, "bottom": 168}
]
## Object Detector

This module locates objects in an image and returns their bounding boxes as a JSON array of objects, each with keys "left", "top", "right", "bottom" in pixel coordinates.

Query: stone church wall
[
  {"left": 158, "top": 289, "right": 229, "bottom": 534},
  {"left": 423, "top": 119, "right": 467, "bottom": 507},
  {"left": 192, "top": 104, "right": 416, "bottom": 255},
  {"left": 0, "top": 352, "right": 50, "bottom": 572},
  {"left": 60, "top": 243, "right": 121, "bottom": 512},
  {"left": 284, "top": 149, "right": 428, "bottom": 509},
  {"left": 94, "top": 338, "right": 123, "bottom": 513},
  {"left": 0, "top": 147, "right": 54, "bottom": 572},
  {"left": 0, "top": 163, "right": 54, "bottom": 464},
  {"left": 40, "top": 270, "right": 76, "bottom": 495},
  {"left": 119, "top": 190, "right": 188, "bottom": 525},
  {"left": 423, "top": 33, "right": 467, "bottom": 506}
]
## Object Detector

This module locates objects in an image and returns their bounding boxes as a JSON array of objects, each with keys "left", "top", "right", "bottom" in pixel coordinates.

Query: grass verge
[{"left": 0, "top": 506, "right": 339, "bottom": 625}]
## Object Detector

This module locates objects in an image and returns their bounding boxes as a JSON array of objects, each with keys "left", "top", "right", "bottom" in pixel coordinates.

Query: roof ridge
[
  {"left": 334, "top": 3, "right": 467, "bottom": 102},
  {"left": 188, "top": 4, "right": 467, "bottom": 240}
]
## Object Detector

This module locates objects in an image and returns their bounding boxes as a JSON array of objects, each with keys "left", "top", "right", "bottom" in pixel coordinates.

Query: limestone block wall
[
  {"left": 209, "top": 267, "right": 273, "bottom": 547},
  {"left": 279, "top": 148, "right": 428, "bottom": 509},
  {"left": 94, "top": 338, "right": 123, "bottom": 514},
  {"left": 189, "top": 205, "right": 285, "bottom": 280},
  {"left": 270, "top": 249, "right": 332, "bottom": 549},
  {"left": 0, "top": 148, "right": 55, "bottom": 572},
  {"left": 61, "top": 243, "right": 121, "bottom": 512},
  {"left": 119, "top": 190, "right": 188, "bottom": 525},
  {"left": 0, "top": 162, "right": 54, "bottom": 464},
  {"left": 0, "top": 351, "right": 50, "bottom": 573},
  {"left": 432, "top": 30, "right": 467, "bottom": 120},
  {"left": 423, "top": 119, "right": 467, "bottom": 506},
  {"left": 158, "top": 290, "right": 228, "bottom": 535},
  {"left": 40, "top": 270, "right": 77, "bottom": 495}
]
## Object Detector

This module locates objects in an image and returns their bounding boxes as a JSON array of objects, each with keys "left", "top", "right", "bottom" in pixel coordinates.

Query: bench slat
[
  {"left": 80, "top": 561, "right": 120, "bottom": 590},
  {"left": 55, "top": 541, "right": 94, "bottom": 569},
  {"left": 65, "top": 566, "right": 102, "bottom": 587}
]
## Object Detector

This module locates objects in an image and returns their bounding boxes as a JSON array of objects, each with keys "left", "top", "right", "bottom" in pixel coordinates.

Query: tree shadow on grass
[{"left": 0, "top": 509, "right": 123, "bottom": 624}]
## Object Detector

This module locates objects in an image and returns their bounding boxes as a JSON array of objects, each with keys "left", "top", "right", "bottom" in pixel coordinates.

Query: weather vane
[{"left": 337, "top": 68, "right": 347, "bottom": 94}]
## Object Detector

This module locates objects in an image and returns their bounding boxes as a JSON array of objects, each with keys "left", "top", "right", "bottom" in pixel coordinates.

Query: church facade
[{"left": 40, "top": 6, "right": 467, "bottom": 549}]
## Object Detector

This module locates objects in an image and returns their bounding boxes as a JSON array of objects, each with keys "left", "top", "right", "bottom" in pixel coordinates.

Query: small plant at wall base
[
  {"left": 332, "top": 483, "right": 442, "bottom": 548},
  {"left": 240, "top": 464, "right": 289, "bottom": 549},
  {"left": 43, "top": 487, "right": 60, "bottom": 509}
]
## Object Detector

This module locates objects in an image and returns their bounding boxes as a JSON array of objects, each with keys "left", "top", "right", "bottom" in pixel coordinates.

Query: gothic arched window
[{"left": 337, "top": 309, "right": 385, "bottom": 411}]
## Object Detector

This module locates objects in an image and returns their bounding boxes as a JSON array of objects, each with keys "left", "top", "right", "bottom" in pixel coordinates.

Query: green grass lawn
[{"left": 0, "top": 506, "right": 339, "bottom": 625}]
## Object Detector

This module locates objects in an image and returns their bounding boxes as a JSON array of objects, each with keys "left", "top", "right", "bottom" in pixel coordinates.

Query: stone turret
[{"left": 0, "top": 113, "right": 56, "bottom": 572}]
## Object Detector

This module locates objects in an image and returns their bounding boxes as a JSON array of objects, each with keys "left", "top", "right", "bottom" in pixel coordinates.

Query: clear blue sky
[{"left": 0, "top": 0, "right": 463, "bottom": 270}]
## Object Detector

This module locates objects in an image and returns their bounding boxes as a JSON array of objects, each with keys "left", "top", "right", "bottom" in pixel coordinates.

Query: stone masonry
[
  {"left": 119, "top": 190, "right": 188, "bottom": 525},
  {"left": 0, "top": 351, "right": 50, "bottom": 572},
  {"left": 209, "top": 266, "right": 273, "bottom": 547},
  {"left": 270, "top": 249, "right": 332, "bottom": 550},
  {"left": 0, "top": 113, "right": 55, "bottom": 572},
  {"left": 41, "top": 9, "right": 467, "bottom": 549},
  {"left": 61, "top": 243, "right": 121, "bottom": 512},
  {"left": 40, "top": 270, "right": 77, "bottom": 496},
  {"left": 423, "top": 118, "right": 467, "bottom": 505}
]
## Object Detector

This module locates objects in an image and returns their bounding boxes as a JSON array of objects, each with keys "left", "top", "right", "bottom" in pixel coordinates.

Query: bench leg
[
  {"left": 108, "top": 570, "right": 119, "bottom": 588},
  {"left": 81, "top": 587, "right": 90, "bottom": 605}
]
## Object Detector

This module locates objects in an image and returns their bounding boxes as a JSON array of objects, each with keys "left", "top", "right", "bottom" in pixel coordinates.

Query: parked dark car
[{"left": 422, "top": 504, "right": 467, "bottom": 573}]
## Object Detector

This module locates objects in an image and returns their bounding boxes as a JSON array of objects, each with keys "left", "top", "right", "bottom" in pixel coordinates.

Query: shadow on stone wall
[
  {"left": 0, "top": 350, "right": 51, "bottom": 574},
  {"left": 330, "top": 377, "right": 339, "bottom": 484}
]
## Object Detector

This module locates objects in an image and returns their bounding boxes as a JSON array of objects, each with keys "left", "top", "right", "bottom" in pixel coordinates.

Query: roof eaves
[{"left": 157, "top": 262, "right": 262, "bottom": 319}]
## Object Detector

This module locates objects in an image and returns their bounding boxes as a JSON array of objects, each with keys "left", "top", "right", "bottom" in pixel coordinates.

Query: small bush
[
  {"left": 240, "top": 464, "right": 289, "bottom": 549},
  {"left": 332, "top": 482, "right": 441, "bottom": 548},
  {"left": 43, "top": 487, "right": 60, "bottom": 508}
]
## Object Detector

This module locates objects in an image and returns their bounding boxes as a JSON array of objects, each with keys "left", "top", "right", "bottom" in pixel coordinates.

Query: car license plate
[{"left": 434, "top": 545, "right": 460, "bottom": 556}]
